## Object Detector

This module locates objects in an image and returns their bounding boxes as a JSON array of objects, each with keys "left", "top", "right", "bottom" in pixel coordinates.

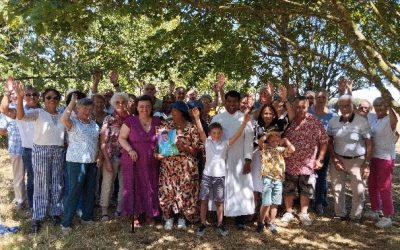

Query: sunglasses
[
  {"left": 45, "top": 95, "right": 60, "bottom": 101},
  {"left": 25, "top": 93, "right": 39, "bottom": 98}
]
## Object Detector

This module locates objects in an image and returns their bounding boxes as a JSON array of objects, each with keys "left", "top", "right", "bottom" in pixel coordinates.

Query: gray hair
[
  {"left": 110, "top": 92, "right": 129, "bottom": 107},
  {"left": 373, "top": 97, "right": 386, "bottom": 107},
  {"left": 76, "top": 97, "right": 94, "bottom": 107},
  {"left": 337, "top": 94, "right": 354, "bottom": 104}
]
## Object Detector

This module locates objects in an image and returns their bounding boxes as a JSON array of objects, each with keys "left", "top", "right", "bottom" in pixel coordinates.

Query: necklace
[{"left": 139, "top": 117, "right": 152, "bottom": 132}]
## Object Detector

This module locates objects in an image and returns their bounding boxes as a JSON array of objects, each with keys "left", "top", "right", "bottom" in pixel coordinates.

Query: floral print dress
[{"left": 157, "top": 120, "right": 200, "bottom": 222}]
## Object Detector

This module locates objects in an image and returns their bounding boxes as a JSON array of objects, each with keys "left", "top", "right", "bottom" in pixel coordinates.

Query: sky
[{"left": 352, "top": 85, "right": 400, "bottom": 103}]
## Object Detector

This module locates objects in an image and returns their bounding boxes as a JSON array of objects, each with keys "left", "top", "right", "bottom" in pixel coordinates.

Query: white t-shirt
[
  {"left": 203, "top": 138, "right": 229, "bottom": 177},
  {"left": 368, "top": 113, "right": 396, "bottom": 160},
  {"left": 23, "top": 109, "right": 65, "bottom": 146},
  {"left": 16, "top": 107, "right": 40, "bottom": 149}
]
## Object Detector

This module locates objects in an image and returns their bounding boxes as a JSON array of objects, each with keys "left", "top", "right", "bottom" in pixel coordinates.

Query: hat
[
  {"left": 171, "top": 101, "right": 189, "bottom": 115},
  {"left": 187, "top": 100, "right": 204, "bottom": 110}
]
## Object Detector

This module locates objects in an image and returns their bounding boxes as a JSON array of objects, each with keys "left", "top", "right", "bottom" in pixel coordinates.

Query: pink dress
[{"left": 120, "top": 116, "right": 161, "bottom": 217}]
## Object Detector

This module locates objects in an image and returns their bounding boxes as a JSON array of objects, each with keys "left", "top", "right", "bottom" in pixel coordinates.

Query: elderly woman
[
  {"left": 99, "top": 92, "right": 130, "bottom": 221},
  {"left": 118, "top": 95, "right": 161, "bottom": 227},
  {"left": 366, "top": 97, "right": 397, "bottom": 228},
  {"left": 15, "top": 84, "right": 65, "bottom": 233},
  {"left": 60, "top": 95, "right": 100, "bottom": 234},
  {"left": 156, "top": 101, "right": 200, "bottom": 230}
]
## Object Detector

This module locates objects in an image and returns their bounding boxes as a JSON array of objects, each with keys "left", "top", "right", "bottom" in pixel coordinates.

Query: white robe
[{"left": 211, "top": 111, "right": 255, "bottom": 216}]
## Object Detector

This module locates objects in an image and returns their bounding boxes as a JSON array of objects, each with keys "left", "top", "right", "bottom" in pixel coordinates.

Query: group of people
[{"left": 0, "top": 73, "right": 396, "bottom": 238}]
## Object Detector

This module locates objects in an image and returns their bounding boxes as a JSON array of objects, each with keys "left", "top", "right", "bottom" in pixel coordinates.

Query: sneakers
[
  {"left": 299, "top": 213, "right": 312, "bottom": 226},
  {"left": 363, "top": 210, "right": 380, "bottom": 221},
  {"left": 375, "top": 217, "right": 392, "bottom": 228},
  {"left": 216, "top": 224, "right": 229, "bottom": 236},
  {"left": 268, "top": 223, "right": 278, "bottom": 234},
  {"left": 81, "top": 219, "right": 94, "bottom": 225},
  {"left": 51, "top": 216, "right": 61, "bottom": 225},
  {"left": 101, "top": 214, "right": 110, "bottom": 222},
  {"left": 61, "top": 225, "right": 72, "bottom": 236},
  {"left": 197, "top": 224, "right": 206, "bottom": 237},
  {"left": 164, "top": 218, "right": 174, "bottom": 230},
  {"left": 256, "top": 222, "right": 264, "bottom": 233},
  {"left": 31, "top": 220, "right": 41, "bottom": 234},
  {"left": 281, "top": 212, "right": 294, "bottom": 226},
  {"left": 177, "top": 218, "right": 187, "bottom": 230}
]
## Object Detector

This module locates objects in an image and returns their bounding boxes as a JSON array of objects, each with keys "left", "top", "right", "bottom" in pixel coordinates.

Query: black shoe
[
  {"left": 31, "top": 220, "right": 41, "bottom": 233},
  {"left": 256, "top": 222, "right": 264, "bottom": 233},
  {"left": 196, "top": 224, "right": 206, "bottom": 237},
  {"left": 216, "top": 224, "right": 229, "bottom": 236},
  {"left": 52, "top": 216, "right": 61, "bottom": 225}
]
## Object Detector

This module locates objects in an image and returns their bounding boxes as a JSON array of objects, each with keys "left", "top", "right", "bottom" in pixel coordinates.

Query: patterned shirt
[
  {"left": 100, "top": 111, "right": 130, "bottom": 158},
  {"left": 66, "top": 117, "right": 100, "bottom": 163},
  {"left": 0, "top": 113, "right": 23, "bottom": 155},
  {"left": 260, "top": 146, "right": 287, "bottom": 180},
  {"left": 284, "top": 113, "right": 329, "bottom": 175}
]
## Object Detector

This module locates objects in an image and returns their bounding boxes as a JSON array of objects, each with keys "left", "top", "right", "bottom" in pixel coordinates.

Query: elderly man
[
  {"left": 281, "top": 96, "right": 328, "bottom": 226},
  {"left": 357, "top": 99, "right": 372, "bottom": 117},
  {"left": 211, "top": 90, "right": 254, "bottom": 229},
  {"left": 327, "top": 95, "right": 372, "bottom": 222},
  {"left": 143, "top": 83, "right": 163, "bottom": 112}
]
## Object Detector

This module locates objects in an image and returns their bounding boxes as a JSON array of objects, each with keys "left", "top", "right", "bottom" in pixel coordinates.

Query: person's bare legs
[
  {"left": 300, "top": 195, "right": 309, "bottom": 214},
  {"left": 200, "top": 200, "right": 208, "bottom": 225},
  {"left": 284, "top": 195, "right": 294, "bottom": 213},
  {"left": 270, "top": 205, "right": 278, "bottom": 223},
  {"left": 216, "top": 202, "right": 224, "bottom": 225}
]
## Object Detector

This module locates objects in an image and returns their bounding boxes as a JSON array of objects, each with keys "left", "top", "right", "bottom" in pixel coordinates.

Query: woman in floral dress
[{"left": 155, "top": 101, "right": 200, "bottom": 230}]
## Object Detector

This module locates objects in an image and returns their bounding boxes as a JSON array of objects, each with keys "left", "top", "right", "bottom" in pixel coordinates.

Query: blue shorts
[{"left": 261, "top": 177, "right": 283, "bottom": 206}]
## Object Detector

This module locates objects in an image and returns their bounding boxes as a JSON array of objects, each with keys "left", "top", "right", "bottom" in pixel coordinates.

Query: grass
[{"left": 0, "top": 148, "right": 399, "bottom": 250}]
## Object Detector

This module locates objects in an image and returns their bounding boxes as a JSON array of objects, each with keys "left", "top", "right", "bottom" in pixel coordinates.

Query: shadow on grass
[{"left": 0, "top": 149, "right": 399, "bottom": 249}]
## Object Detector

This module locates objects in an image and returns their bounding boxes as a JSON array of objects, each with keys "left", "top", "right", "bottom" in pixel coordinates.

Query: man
[
  {"left": 186, "top": 88, "right": 198, "bottom": 102},
  {"left": 211, "top": 90, "right": 254, "bottom": 229},
  {"left": 281, "top": 96, "right": 328, "bottom": 226},
  {"left": 328, "top": 95, "right": 372, "bottom": 222},
  {"left": 357, "top": 99, "right": 372, "bottom": 117},
  {"left": 305, "top": 90, "right": 316, "bottom": 109},
  {"left": 143, "top": 83, "right": 163, "bottom": 112},
  {"left": 174, "top": 87, "right": 187, "bottom": 102}
]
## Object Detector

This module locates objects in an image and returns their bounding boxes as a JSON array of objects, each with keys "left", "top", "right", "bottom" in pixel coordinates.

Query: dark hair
[
  {"left": 128, "top": 93, "right": 137, "bottom": 100},
  {"left": 208, "top": 122, "right": 223, "bottom": 132},
  {"left": 135, "top": 95, "right": 154, "bottom": 116},
  {"left": 42, "top": 88, "right": 61, "bottom": 102},
  {"left": 294, "top": 95, "right": 309, "bottom": 103},
  {"left": 225, "top": 90, "right": 241, "bottom": 101},
  {"left": 257, "top": 104, "right": 278, "bottom": 128},
  {"left": 91, "top": 94, "right": 106, "bottom": 102},
  {"left": 65, "top": 90, "right": 86, "bottom": 105}
]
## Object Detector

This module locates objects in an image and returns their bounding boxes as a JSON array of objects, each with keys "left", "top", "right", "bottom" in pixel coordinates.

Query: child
[
  {"left": 257, "top": 129, "right": 295, "bottom": 234},
  {"left": 192, "top": 107, "right": 251, "bottom": 237},
  {"left": 158, "top": 129, "right": 179, "bottom": 156}
]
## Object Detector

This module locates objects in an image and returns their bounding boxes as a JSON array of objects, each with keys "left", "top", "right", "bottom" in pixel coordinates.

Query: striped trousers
[{"left": 32, "top": 144, "right": 65, "bottom": 221}]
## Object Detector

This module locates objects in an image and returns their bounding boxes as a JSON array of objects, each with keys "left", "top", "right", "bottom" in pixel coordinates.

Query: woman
[
  {"left": 366, "top": 97, "right": 397, "bottom": 228},
  {"left": 252, "top": 87, "right": 293, "bottom": 212},
  {"left": 155, "top": 101, "right": 200, "bottom": 230},
  {"left": 92, "top": 94, "right": 108, "bottom": 127},
  {"left": 118, "top": 95, "right": 161, "bottom": 227},
  {"left": 99, "top": 92, "right": 130, "bottom": 221},
  {"left": 308, "top": 90, "right": 336, "bottom": 215},
  {"left": 15, "top": 84, "right": 65, "bottom": 233},
  {"left": 60, "top": 95, "right": 100, "bottom": 234}
]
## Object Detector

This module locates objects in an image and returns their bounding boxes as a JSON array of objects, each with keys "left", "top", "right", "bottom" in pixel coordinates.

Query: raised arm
[
  {"left": 279, "top": 86, "right": 294, "bottom": 122},
  {"left": 192, "top": 107, "right": 207, "bottom": 143},
  {"left": 1, "top": 77, "right": 17, "bottom": 119},
  {"left": 229, "top": 110, "right": 251, "bottom": 145},
  {"left": 281, "top": 138, "right": 295, "bottom": 155},
  {"left": 15, "top": 82, "right": 26, "bottom": 120},
  {"left": 61, "top": 93, "right": 77, "bottom": 130},
  {"left": 388, "top": 106, "right": 398, "bottom": 131},
  {"left": 91, "top": 70, "right": 102, "bottom": 95}
]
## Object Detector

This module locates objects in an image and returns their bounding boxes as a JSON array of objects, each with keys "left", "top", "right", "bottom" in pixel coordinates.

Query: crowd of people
[{"left": 0, "top": 72, "right": 397, "bottom": 238}]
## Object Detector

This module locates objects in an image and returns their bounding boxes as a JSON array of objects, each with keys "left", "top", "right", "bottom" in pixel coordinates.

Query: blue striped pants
[{"left": 32, "top": 144, "right": 65, "bottom": 221}]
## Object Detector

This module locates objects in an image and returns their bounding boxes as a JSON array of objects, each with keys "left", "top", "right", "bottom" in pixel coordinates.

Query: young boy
[
  {"left": 192, "top": 107, "right": 251, "bottom": 237},
  {"left": 257, "top": 129, "right": 295, "bottom": 234}
]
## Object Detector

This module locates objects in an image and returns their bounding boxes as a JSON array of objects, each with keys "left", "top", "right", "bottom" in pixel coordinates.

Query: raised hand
[
  {"left": 14, "top": 82, "right": 25, "bottom": 99},
  {"left": 93, "top": 71, "right": 102, "bottom": 84},
  {"left": 192, "top": 107, "right": 201, "bottom": 120},
  {"left": 279, "top": 85, "right": 288, "bottom": 102},
  {"left": 266, "top": 81, "right": 273, "bottom": 96},
  {"left": 4, "top": 76, "right": 15, "bottom": 93},
  {"left": 217, "top": 72, "right": 225, "bottom": 88},
  {"left": 109, "top": 70, "right": 118, "bottom": 85},
  {"left": 346, "top": 79, "right": 353, "bottom": 93},
  {"left": 243, "top": 108, "right": 251, "bottom": 122}
]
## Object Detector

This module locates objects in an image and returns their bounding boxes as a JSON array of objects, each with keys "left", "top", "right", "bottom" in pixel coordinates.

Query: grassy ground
[{"left": 0, "top": 148, "right": 399, "bottom": 250}]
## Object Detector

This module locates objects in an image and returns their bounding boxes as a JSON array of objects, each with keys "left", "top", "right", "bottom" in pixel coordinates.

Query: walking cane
[{"left": 131, "top": 160, "right": 135, "bottom": 233}]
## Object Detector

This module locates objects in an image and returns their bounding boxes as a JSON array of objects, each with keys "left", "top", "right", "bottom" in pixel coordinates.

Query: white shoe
[
  {"left": 164, "top": 218, "right": 174, "bottom": 230},
  {"left": 363, "top": 210, "right": 380, "bottom": 221},
  {"left": 299, "top": 213, "right": 312, "bottom": 226},
  {"left": 61, "top": 225, "right": 72, "bottom": 235},
  {"left": 177, "top": 218, "right": 187, "bottom": 230},
  {"left": 375, "top": 217, "right": 392, "bottom": 228},
  {"left": 281, "top": 212, "right": 294, "bottom": 226}
]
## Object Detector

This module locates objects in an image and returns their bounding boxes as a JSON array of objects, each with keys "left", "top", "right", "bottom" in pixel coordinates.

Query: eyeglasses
[
  {"left": 45, "top": 95, "right": 60, "bottom": 101},
  {"left": 25, "top": 93, "right": 39, "bottom": 98}
]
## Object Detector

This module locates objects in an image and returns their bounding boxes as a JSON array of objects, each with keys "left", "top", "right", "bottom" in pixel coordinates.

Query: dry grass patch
[{"left": 0, "top": 149, "right": 399, "bottom": 249}]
